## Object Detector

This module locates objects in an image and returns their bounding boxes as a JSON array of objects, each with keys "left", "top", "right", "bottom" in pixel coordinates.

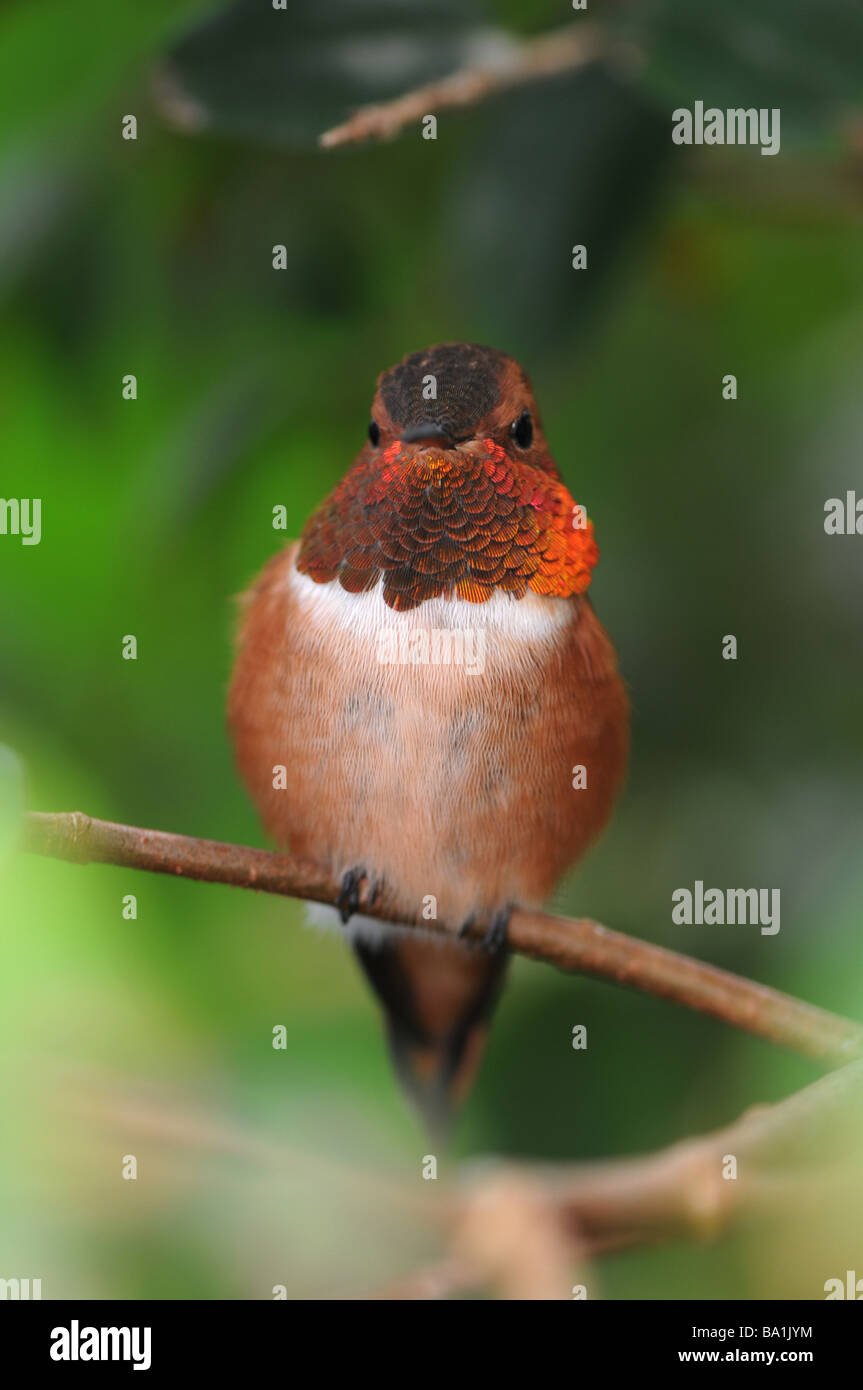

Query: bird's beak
[{"left": 400, "top": 421, "right": 456, "bottom": 447}]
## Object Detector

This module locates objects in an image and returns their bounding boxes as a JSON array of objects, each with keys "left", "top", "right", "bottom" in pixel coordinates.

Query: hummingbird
[{"left": 228, "top": 343, "right": 628, "bottom": 1138}]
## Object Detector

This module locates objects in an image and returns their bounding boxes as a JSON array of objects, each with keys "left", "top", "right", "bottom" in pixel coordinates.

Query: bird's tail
[{"left": 353, "top": 932, "right": 508, "bottom": 1142}]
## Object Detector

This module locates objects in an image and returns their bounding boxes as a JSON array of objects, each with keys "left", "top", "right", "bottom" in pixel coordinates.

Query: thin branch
[
  {"left": 319, "top": 23, "right": 610, "bottom": 149},
  {"left": 20, "top": 810, "right": 863, "bottom": 1068},
  {"left": 378, "top": 1057, "right": 863, "bottom": 1298},
  {"left": 546, "top": 1054, "right": 863, "bottom": 1249}
]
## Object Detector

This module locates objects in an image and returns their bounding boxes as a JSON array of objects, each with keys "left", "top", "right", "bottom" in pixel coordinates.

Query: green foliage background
[{"left": 1, "top": 0, "right": 862, "bottom": 1298}]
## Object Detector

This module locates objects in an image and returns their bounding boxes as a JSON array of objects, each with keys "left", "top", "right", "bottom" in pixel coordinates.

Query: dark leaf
[
  {"left": 451, "top": 65, "right": 672, "bottom": 352},
  {"left": 155, "top": 0, "right": 512, "bottom": 147},
  {"left": 614, "top": 0, "right": 863, "bottom": 142}
]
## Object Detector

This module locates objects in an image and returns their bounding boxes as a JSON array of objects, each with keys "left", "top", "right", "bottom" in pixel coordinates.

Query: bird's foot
[
  {"left": 336, "top": 866, "right": 378, "bottom": 925},
  {"left": 481, "top": 905, "right": 511, "bottom": 953},
  {"left": 456, "top": 906, "right": 511, "bottom": 952},
  {"left": 456, "top": 913, "right": 476, "bottom": 942}
]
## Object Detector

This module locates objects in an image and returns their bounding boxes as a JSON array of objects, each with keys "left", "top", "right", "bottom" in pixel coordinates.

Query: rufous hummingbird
[{"left": 228, "top": 343, "right": 628, "bottom": 1137}]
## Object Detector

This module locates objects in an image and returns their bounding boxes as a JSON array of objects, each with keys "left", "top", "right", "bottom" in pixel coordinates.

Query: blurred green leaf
[
  {"left": 0, "top": 0, "right": 210, "bottom": 148},
  {"left": 0, "top": 745, "right": 24, "bottom": 868}
]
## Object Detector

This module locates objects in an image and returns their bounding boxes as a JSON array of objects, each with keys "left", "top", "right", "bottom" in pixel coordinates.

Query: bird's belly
[{"left": 229, "top": 552, "right": 628, "bottom": 930}]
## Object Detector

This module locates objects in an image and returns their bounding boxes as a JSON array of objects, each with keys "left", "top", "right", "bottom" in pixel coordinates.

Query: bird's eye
[
  {"left": 368, "top": 420, "right": 381, "bottom": 447},
  {"left": 510, "top": 410, "right": 533, "bottom": 449}
]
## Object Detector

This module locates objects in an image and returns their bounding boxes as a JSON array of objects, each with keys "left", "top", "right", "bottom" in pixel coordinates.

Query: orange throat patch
[{"left": 296, "top": 438, "right": 599, "bottom": 611}]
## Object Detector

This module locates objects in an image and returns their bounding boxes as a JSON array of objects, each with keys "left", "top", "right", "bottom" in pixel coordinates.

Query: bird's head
[
  {"left": 298, "top": 343, "right": 599, "bottom": 611},
  {"left": 367, "top": 341, "right": 549, "bottom": 470}
]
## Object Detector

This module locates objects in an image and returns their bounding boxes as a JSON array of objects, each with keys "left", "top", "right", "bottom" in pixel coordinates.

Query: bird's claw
[
  {"left": 336, "top": 866, "right": 380, "bottom": 924},
  {"left": 336, "top": 866, "right": 365, "bottom": 924},
  {"left": 481, "top": 906, "right": 511, "bottom": 953},
  {"left": 457, "top": 906, "right": 511, "bottom": 952}
]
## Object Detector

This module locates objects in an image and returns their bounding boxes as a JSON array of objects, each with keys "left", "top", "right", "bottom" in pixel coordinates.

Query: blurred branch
[
  {"left": 377, "top": 1057, "right": 863, "bottom": 1298},
  {"left": 21, "top": 810, "right": 863, "bottom": 1068},
  {"left": 66, "top": 1042, "right": 863, "bottom": 1300},
  {"left": 379, "top": 1171, "right": 586, "bottom": 1301},
  {"left": 319, "top": 23, "right": 612, "bottom": 149}
]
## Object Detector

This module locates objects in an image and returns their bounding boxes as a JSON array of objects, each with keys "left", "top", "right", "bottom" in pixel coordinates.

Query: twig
[
  {"left": 319, "top": 23, "right": 608, "bottom": 149},
  {"left": 377, "top": 1057, "right": 863, "bottom": 1297},
  {"left": 20, "top": 810, "right": 863, "bottom": 1068},
  {"left": 546, "top": 1055, "right": 863, "bottom": 1249}
]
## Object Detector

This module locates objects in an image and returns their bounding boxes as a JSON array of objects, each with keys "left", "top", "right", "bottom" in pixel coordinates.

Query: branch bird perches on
[{"left": 20, "top": 810, "right": 863, "bottom": 1069}]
